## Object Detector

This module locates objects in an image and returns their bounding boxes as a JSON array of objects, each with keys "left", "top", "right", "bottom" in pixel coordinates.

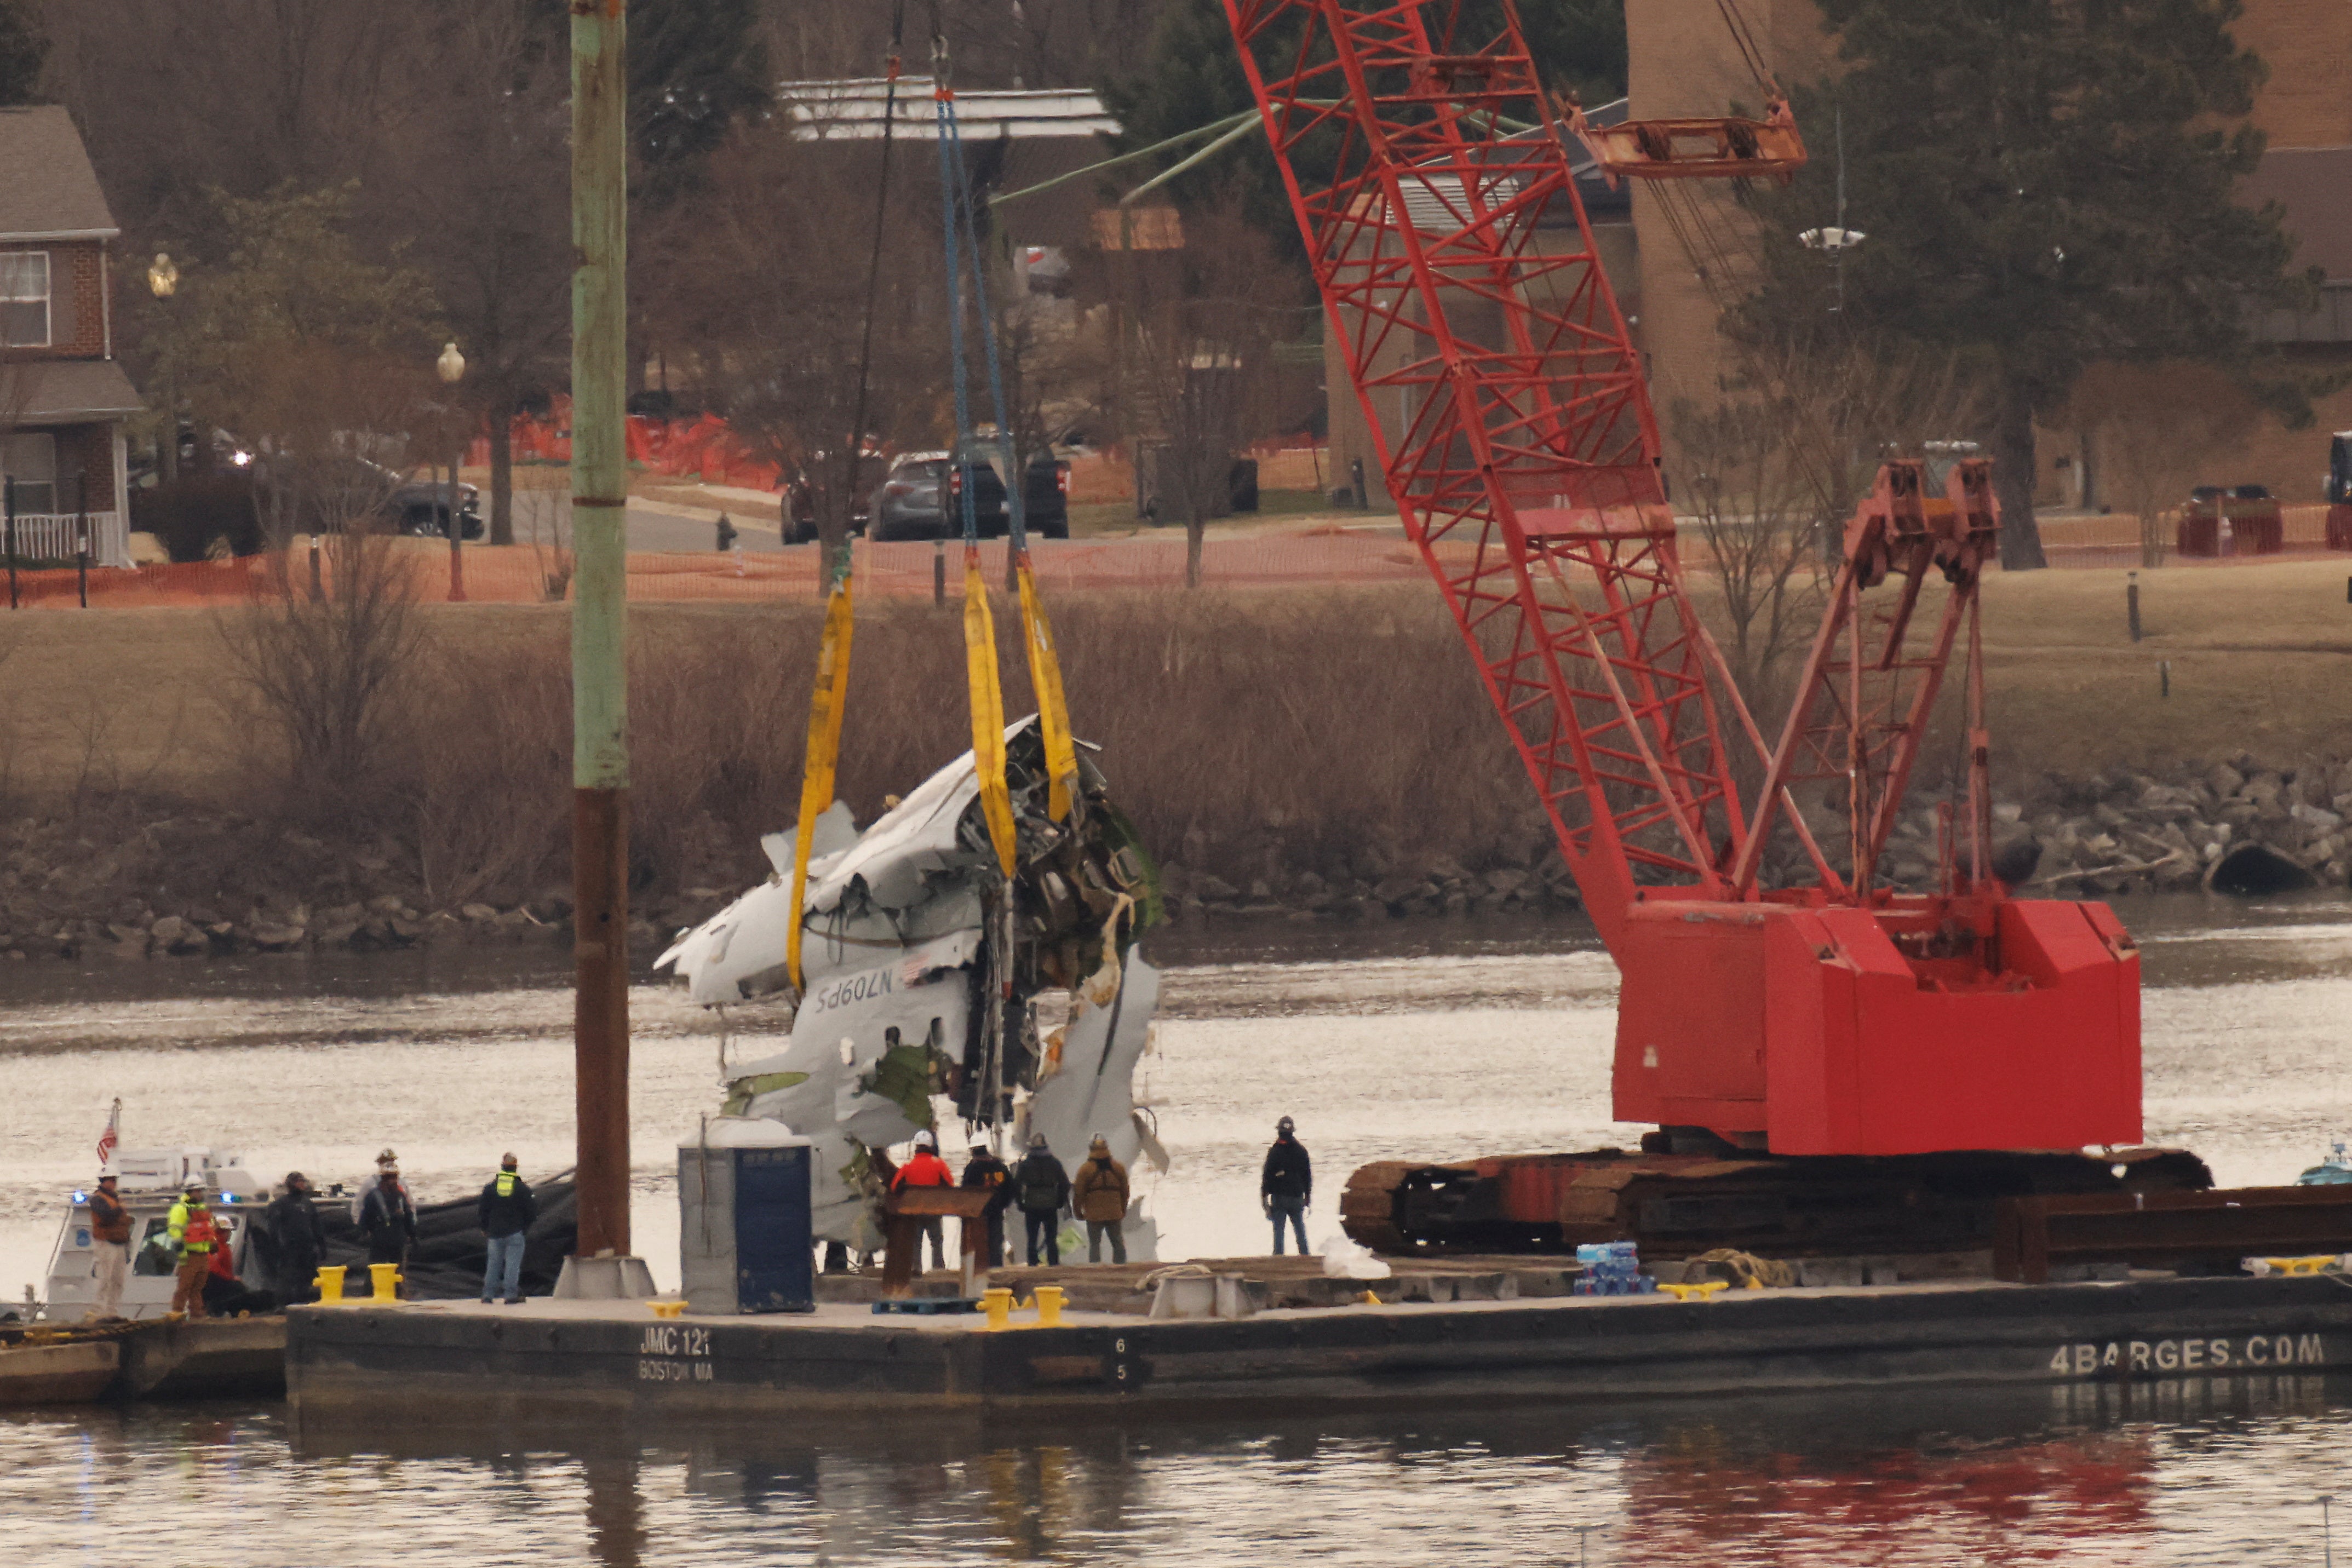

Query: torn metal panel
[
  {"left": 1022, "top": 956, "right": 1162, "bottom": 1176},
  {"left": 760, "top": 799, "right": 859, "bottom": 877}
]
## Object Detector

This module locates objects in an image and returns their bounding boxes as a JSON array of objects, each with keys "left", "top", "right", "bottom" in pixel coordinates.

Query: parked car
[
  {"left": 867, "top": 451, "right": 952, "bottom": 541},
  {"left": 942, "top": 443, "right": 1071, "bottom": 540},
  {"left": 2178, "top": 483, "right": 2281, "bottom": 558},
  {"left": 1026, "top": 451, "right": 1072, "bottom": 539},
  {"left": 391, "top": 474, "right": 485, "bottom": 541},
  {"left": 250, "top": 452, "right": 484, "bottom": 539},
  {"left": 869, "top": 445, "right": 1070, "bottom": 541},
  {"left": 783, "top": 457, "right": 882, "bottom": 545}
]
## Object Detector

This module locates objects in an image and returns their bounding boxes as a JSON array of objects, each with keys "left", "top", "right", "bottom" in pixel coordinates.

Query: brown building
[{"left": 0, "top": 106, "right": 140, "bottom": 566}]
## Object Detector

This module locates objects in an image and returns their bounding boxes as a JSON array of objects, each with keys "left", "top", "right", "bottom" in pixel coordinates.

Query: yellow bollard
[
  {"left": 1032, "top": 1284, "right": 1065, "bottom": 1328},
  {"left": 649, "top": 1299, "right": 686, "bottom": 1319},
  {"left": 368, "top": 1262, "right": 401, "bottom": 1301},
  {"left": 982, "top": 1286, "right": 1013, "bottom": 1331},
  {"left": 314, "top": 1266, "right": 346, "bottom": 1304},
  {"left": 1659, "top": 1281, "right": 1729, "bottom": 1302}
]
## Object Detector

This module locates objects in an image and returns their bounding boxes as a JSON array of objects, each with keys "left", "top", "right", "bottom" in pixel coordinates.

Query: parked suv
[
  {"left": 872, "top": 445, "right": 1071, "bottom": 541},
  {"left": 391, "top": 474, "right": 485, "bottom": 540},
  {"left": 867, "top": 451, "right": 952, "bottom": 541}
]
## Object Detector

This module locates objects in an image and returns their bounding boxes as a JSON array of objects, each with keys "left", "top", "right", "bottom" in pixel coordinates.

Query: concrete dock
[{"left": 286, "top": 1272, "right": 2352, "bottom": 1424}]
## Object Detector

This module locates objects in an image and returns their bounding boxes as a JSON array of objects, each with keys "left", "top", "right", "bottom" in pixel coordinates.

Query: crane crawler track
[{"left": 1344, "top": 1147, "right": 2213, "bottom": 1259}]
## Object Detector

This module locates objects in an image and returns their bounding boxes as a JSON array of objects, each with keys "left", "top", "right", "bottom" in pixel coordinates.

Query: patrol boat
[{"left": 38, "top": 1146, "right": 260, "bottom": 1322}]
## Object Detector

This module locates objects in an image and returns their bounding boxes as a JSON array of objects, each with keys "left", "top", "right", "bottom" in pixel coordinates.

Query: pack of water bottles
[{"left": 1573, "top": 1241, "right": 1655, "bottom": 1296}]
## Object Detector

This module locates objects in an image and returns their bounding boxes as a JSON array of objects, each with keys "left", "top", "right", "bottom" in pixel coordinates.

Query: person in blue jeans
[
  {"left": 477, "top": 1153, "right": 537, "bottom": 1304},
  {"left": 1261, "top": 1116, "right": 1312, "bottom": 1255}
]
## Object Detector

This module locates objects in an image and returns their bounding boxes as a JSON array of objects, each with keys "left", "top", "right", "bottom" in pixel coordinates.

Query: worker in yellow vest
[
  {"left": 167, "top": 1181, "right": 220, "bottom": 1319},
  {"left": 476, "top": 1154, "right": 538, "bottom": 1305}
]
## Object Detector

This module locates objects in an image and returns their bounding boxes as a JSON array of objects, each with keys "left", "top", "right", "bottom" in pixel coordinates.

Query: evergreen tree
[
  {"left": 0, "top": 0, "right": 45, "bottom": 105},
  {"left": 627, "top": 0, "right": 768, "bottom": 196},
  {"left": 531, "top": 0, "right": 767, "bottom": 197},
  {"left": 1732, "top": 0, "right": 2313, "bottom": 568}
]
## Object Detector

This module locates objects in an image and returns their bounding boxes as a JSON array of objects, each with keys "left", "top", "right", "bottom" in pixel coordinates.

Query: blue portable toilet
[{"left": 678, "top": 1119, "right": 814, "bottom": 1314}]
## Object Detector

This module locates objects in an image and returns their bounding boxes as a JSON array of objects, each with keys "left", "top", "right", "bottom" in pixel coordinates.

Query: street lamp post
[
  {"left": 146, "top": 254, "right": 180, "bottom": 485},
  {"left": 437, "top": 341, "right": 467, "bottom": 602}
]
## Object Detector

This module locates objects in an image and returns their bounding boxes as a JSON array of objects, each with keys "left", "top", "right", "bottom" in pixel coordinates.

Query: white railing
[{"left": 5, "top": 511, "right": 129, "bottom": 567}]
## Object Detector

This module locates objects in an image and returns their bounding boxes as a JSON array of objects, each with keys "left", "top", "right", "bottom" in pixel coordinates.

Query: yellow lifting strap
[
  {"left": 785, "top": 565, "right": 856, "bottom": 992},
  {"left": 1014, "top": 555, "right": 1080, "bottom": 823},
  {"left": 963, "top": 548, "right": 1018, "bottom": 877}
]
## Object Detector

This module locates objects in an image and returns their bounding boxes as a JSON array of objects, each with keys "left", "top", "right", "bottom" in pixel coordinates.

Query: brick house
[{"left": 0, "top": 106, "right": 139, "bottom": 566}]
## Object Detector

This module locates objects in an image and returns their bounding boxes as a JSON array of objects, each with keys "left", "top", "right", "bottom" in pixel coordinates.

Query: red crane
[{"left": 1217, "top": 2, "right": 2142, "bottom": 1188}]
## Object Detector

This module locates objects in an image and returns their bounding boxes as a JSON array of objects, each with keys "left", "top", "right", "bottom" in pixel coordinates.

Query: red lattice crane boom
[{"left": 1221, "top": 0, "right": 2141, "bottom": 1161}]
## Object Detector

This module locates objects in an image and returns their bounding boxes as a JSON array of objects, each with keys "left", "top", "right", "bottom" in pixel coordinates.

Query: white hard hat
[{"left": 913, "top": 1129, "right": 936, "bottom": 1149}]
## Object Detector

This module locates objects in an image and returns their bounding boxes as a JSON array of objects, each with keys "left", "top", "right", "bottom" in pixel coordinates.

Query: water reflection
[{"left": 0, "top": 1380, "right": 2281, "bottom": 1563}]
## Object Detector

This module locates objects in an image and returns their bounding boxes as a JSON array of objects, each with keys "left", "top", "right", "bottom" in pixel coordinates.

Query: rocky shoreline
[
  {"left": 3, "top": 753, "right": 2347, "bottom": 962},
  {"left": 1994, "top": 755, "right": 2352, "bottom": 897}
]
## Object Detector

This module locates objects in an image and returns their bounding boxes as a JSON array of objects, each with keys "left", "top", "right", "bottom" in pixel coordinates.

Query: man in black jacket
[
  {"left": 263, "top": 1172, "right": 326, "bottom": 1305},
  {"left": 1261, "top": 1116, "right": 1312, "bottom": 1256},
  {"left": 359, "top": 1159, "right": 417, "bottom": 1302},
  {"left": 960, "top": 1141, "right": 1012, "bottom": 1267},
  {"left": 477, "top": 1153, "right": 537, "bottom": 1305},
  {"left": 1012, "top": 1134, "right": 1071, "bottom": 1266}
]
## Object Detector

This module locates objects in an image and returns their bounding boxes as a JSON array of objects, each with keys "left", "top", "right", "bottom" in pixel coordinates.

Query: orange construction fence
[{"left": 467, "top": 399, "right": 1334, "bottom": 506}]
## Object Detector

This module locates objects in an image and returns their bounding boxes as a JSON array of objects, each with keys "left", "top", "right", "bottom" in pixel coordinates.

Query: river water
[{"left": 2, "top": 893, "right": 2349, "bottom": 1564}]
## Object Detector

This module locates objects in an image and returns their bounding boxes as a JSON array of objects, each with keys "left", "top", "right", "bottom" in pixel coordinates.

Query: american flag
[{"left": 96, "top": 1098, "right": 120, "bottom": 1167}]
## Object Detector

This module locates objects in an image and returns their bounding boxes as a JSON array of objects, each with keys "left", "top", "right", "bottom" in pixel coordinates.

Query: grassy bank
[{"left": 0, "top": 557, "right": 2344, "bottom": 947}]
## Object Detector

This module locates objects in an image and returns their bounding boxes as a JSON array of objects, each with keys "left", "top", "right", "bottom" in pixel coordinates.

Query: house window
[
  {"left": 0, "top": 251, "right": 49, "bottom": 347},
  {"left": 1, "top": 432, "right": 56, "bottom": 514}
]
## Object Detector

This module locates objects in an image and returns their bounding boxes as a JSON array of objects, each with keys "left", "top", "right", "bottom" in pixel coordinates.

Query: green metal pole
[{"left": 571, "top": 0, "right": 631, "bottom": 1262}]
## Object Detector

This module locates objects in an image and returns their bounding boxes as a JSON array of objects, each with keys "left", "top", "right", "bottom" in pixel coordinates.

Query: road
[{"left": 507, "top": 488, "right": 796, "bottom": 554}]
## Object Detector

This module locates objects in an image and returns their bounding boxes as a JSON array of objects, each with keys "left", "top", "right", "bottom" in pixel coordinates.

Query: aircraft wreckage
[{"left": 658, "top": 719, "right": 1167, "bottom": 1256}]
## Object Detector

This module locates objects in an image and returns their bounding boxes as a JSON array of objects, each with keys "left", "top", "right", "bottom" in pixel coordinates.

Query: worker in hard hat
[
  {"left": 1013, "top": 1133, "right": 1071, "bottom": 1266},
  {"left": 1261, "top": 1116, "right": 1312, "bottom": 1256},
  {"left": 890, "top": 1129, "right": 955, "bottom": 1272},
  {"left": 360, "top": 1156, "right": 417, "bottom": 1291},
  {"left": 167, "top": 1181, "right": 220, "bottom": 1318},
  {"left": 1073, "top": 1134, "right": 1131, "bottom": 1265},
  {"left": 350, "top": 1147, "right": 399, "bottom": 1225}
]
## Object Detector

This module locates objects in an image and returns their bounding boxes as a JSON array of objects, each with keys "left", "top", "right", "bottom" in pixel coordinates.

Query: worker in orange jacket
[
  {"left": 891, "top": 1129, "right": 955, "bottom": 1272},
  {"left": 167, "top": 1182, "right": 220, "bottom": 1318}
]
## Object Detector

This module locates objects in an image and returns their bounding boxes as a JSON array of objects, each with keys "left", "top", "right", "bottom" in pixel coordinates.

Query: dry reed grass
[{"left": 358, "top": 587, "right": 1544, "bottom": 906}]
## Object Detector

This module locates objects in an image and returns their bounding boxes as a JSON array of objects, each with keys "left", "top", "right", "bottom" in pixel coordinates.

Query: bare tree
[
  {"left": 39, "top": 0, "right": 434, "bottom": 242},
  {"left": 1671, "top": 332, "right": 1983, "bottom": 715},
  {"left": 216, "top": 521, "right": 423, "bottom": 822},
  {"left": 380, "top": 1, "right": 570, "bottom": 547},
  {"left": 1667, "top": 396, "right": 1826, "bottom": 718},
  {"left": 2060, "top": 361, "right": 2260, "bottom": 567},
  {"left": 1081, "top": 197, "right": 1301, "bottom": 586},
  {"left": 639, "top": 123, "right": 945, "bottom": 570}
]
